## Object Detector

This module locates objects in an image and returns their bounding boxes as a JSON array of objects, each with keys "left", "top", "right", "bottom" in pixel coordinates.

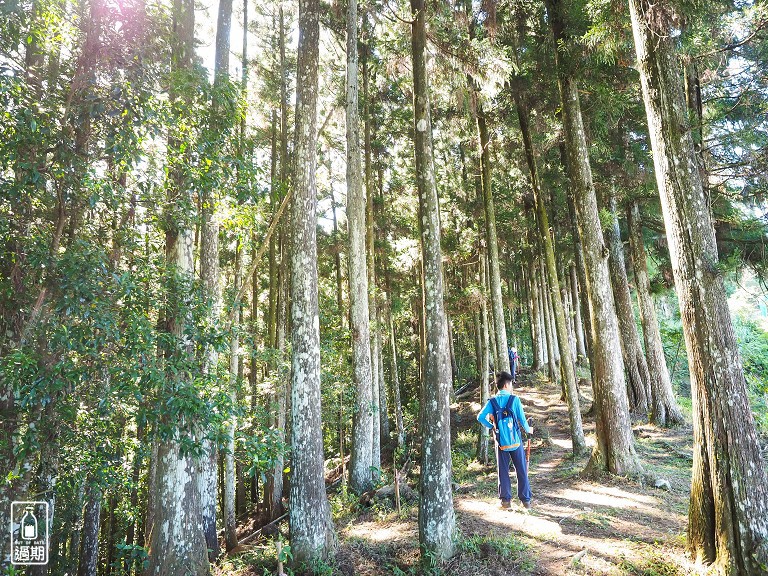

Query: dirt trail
[
  {"left": 323, "top": 370, "right": 703, "bottom": 575},
  {"left": 450, "top": 370, "right": 698, "bottom": 575}
]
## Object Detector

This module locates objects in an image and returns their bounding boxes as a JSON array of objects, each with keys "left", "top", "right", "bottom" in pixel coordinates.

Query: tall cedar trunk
[
  {"left": 448, "top": 316, "right": 458, "bottom": 384},
  {"left": 604, "top": 191, "right": 650, "bottom": 415},
  {"left": 626, "top": 202, "right": 684, "bottom": 427},
  {"left": 78, "top": 483, "right": 101, "bottom": 576},
  {"left": 346, "top": 0, "right": 375, "bottom": 495},
  {"left": 477, "top": 249, "right": 491, "bottom": 466},
  {"left": 545, "top": 0, "right": 640, "bottom": 477},
  {"left": 288, "top": 0, "right": 337, "bottom": 564},
  {"left": 387, "top": 289, "right": 405, "bottom": 448},
  {"left": 629, "top": 1, "right": 768, "bottom": 570},
  {"left": 476, "top": 104, "right": 510, "bottom": 373},
  {"left": 515, "top": 93, "right": 585, "bottom": 453},
  {"left": 265, "top": 5, "right": 289, "bottom": 522},
  {"left": 538, "top": 257, "right": 556, "bottom": 380},
  {"left": 145, "top": 0, "right": 209, "bottom": 570},
  {"left": 570, "top": 263, "right": 586, "bottom": 361},
  {"left": 411, "top": 0, "right": 456, "bottom": 559},
  {"left": 362, "top": 41, "right": 382, "bottom": 472},
  {"left": 565, "top": 181, "right": 594, "bottom": 370},
  {"left": 522, "top": 264, "right": 536, "bottom": 366},
  {"left": 224, "top": 242, "right": 241, "bottom": 551},
  {"left": 384, "top": 240, "right": 405, "bottom": 448},
  {"left": 527, "top": 244, "right": 544, "bottom": 371}
]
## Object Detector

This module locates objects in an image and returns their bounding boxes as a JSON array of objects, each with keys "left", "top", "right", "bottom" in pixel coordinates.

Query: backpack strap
[{"left": 488, "top": 397, "right": 502, "bottom": 439}]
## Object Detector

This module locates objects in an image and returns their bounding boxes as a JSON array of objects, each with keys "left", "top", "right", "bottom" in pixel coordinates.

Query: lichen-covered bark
[
  {"left": 626, "top": 202, "right": 684, "bottom": 427},
  {"left": 346, "top": 0, "right": 374, "bottom": 495},
  {"left": 545, "top": 0, "right": 640, "bottom": 477},
  {"left": 78, "top": 483, "right": 101, "bottom": 576},
  {"left": 288, "top": 0, "right": 337, "bottom": 565},
  {"left": 410, "top": 0, "right": 456, "bottom": 560},
  {"left": 604, "top": 192, "right": 650, "bottom": 415},
  {"left": 629, "top": 1, "right": 768, "bottom": 571}
]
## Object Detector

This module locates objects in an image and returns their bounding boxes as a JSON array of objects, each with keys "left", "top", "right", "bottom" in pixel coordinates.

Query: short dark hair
[{"left": 496, "top": 371, "right": 513, "bottom": 390}]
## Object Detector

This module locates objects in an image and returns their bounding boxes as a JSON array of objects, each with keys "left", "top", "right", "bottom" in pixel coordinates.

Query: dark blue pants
[{"left": 496, "top": 444, "right": 531, "bottom": 504}]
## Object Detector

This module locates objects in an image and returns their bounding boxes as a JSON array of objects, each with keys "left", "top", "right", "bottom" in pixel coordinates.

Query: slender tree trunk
[
  {"left": 362, "top": 40, "right": 382, "bottom": 473},
  {"left": 387, "top": 291, "right": 405, "bottom": 448},
  {"left": 604, "top": 191, "right": 650, "bottom": 415},
  {"left": 224, "top": 243, "right": 241, "bottom": 551},
  {"left": 514, "top": 90, "right": 584, "bottom": 453},
  {"left": 288, "top": 0, "right": 337, "bottom": 563},
  {"left": 78, "top": 483, "right": 101, "bottom": 576},
  {"left": 538, "top": 257, "right": 556, "bottom": 381},
  {"left": 626, "top": 202, "right": 684, "bottom": 427},
  {"left": 527, "top": 246, "right": 544, "bottom": 371},
  {"left": 629, "top": 2, "right": 768, "bottom": 570},
  {"left": 545, "top": 0, "right": 640, "bottom": 477},
  {"left": 411, "top": 0, "right": 456, "bottom": 560},
  {"left": 570, "top": 263, "right": 586, "bottom": 361},
  {"left": 346, "top": 0, "right": 374, "bottom": 495},
  {"left": 476, "top": 103, "right": 510, "bottom": 373},
  {"left": 476, "top": 249, "right": 491, "bottom": 466}
]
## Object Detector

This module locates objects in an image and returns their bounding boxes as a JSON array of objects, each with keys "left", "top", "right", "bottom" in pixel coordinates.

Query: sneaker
[
  {"left": 522, "top": 500, "right": 532, "bottom": 510},
  {"left": 501, "top": 500, "right": 512, "bottom": 509}
]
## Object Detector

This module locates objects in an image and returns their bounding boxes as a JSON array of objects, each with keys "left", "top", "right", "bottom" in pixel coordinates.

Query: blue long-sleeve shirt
[{"left": 477, "top": 390, "right": 532, "bottom": 450}]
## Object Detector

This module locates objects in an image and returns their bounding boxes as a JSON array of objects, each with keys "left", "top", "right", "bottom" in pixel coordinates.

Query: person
[
  {"left": 508, "top": 346, "right": 519, "bottom": 382},
  {"left": 477, "top": 371, "right": 533, "bottom": 509}
]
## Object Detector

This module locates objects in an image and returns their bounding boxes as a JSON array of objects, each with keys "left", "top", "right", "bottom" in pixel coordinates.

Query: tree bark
[
  {"left": 78, "top": 482, "right": 101, "bottom": 576},
  {"left": 346, "top": 0, "right": 375, "bottom": 495},
  {"left": 626, "top": 201, "right": 684, "bottom": 427},
  {"left": 224, "top": 242, "right": 241, "bottom": 552},
  {"left": 476, "top": 103, "right": 510, "bottom": 373},
  {"left": 476, "top": 249, "right": 491, "bottom": 466},
  {"left": 514, "top": 90, "right": 585, "bottom": 453},
  {"left": 629, "top": 1, "right": 768, "bottom": 570},
  {"left": 411, "top": 0, "right": 456, "bottom": 560},
  {"left": 288, "top": 0, "right": 337, "bottom": 564},
  {"left": 545, "top": 0, "right": 640, "bottom": 477},
  {"left": 604, "top": 191, "right": 650, "bottom": 415}
]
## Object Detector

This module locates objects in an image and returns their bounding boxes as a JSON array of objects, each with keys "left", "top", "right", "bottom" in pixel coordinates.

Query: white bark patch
[{"left": 417, "top": 118, "right": 427, "bottom": 132}]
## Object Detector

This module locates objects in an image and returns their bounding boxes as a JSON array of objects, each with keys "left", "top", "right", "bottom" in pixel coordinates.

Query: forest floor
[{"left": 219, "top": 369, "right": 705, "bottom": 576}]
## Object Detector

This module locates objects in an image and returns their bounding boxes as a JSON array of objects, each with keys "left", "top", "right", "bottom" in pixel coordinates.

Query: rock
[
  {"left": 371, "top": 483, "right": 417, "bottom": 504},
  {"left": 572, "top": 549, "right": 587, "bottom": 565},
  {"left": 654, "top": 478, "right": 671, "bottom": 491}
]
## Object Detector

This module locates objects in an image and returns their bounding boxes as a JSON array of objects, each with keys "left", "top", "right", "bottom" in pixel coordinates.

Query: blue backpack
[{"left": 489, "top": 395, "right": 522, "bottom": 449}]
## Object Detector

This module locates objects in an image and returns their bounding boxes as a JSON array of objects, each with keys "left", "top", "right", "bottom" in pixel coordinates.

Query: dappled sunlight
[
  {"left": 552, "top": 484, "right": 658, "bottom": 508},
  {"left": 343, "top": 521, "right": 415, "bottom": 543},
  {"left": 456, "top": 496, "right": 564, "bottom": 540}
]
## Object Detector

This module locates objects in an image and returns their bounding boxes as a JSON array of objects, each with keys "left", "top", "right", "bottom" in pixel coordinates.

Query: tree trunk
[
  {"left": 224, "top": 242, "right": 241, "bottom": 552},
  {"left": 527, "top": 246, "right": 544, "bottom": 371},
  {"left": 604, "top": 191, "right": 650, "bottom": 415},
  {"left": 476, "top": 249, "right": 491, "bottom": 466},
  {"left": 545, "top": 0, "right": 640, "bottom": 477},
  {"left": 78, "top": 483, "right": 101, "bottom": 576},
  {"left": 411, "top": 0, "right": 456, "bottom": 560},
  {"left": 626, "top": 202, "right": 684, "bottom": 427},
  {"left": 387, "top": 289, "right": 405, "bottom": 448},
  {"left": 288, "top": 0, "right": 337, "bottom": 564},
  {"left": 361, "top": 25, "right": 382, "bottom": 473},
  {"left": 629, "top": 1, "right": 768, "bottom": 570},
  {"left": 476, "top": 103, "right": 510, "bottom": 373},
  {"left": 514, "top": 90, "right": 585, "bottom": 453},
  {"left": 570, "top": 263, "right": 586, "bottom": 362},
  {"left": 345, "top": 0, "right": 374, "bottom": 495}
]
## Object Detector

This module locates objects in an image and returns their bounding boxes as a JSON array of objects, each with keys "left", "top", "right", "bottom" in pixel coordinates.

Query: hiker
[
  {"left": 508, "top": 346, "right": 519, "bottom": 382},
  {"left": 477, "top": 371, "right": 533, "bottom": 509}
]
